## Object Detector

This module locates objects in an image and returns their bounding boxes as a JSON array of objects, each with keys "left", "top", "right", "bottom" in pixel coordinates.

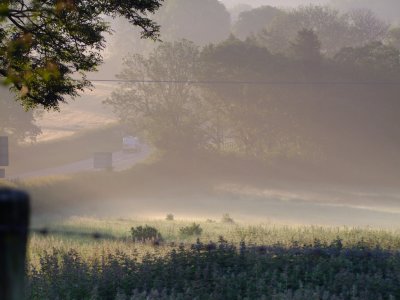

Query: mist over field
[
  {"left": 3, "top": 2, "right": 400, "bottom": 299},
  {"left": 1, "top": 0, "right": 400, "bottom": 229}
]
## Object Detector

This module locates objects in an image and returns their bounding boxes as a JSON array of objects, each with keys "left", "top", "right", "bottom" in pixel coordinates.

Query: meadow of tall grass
[{"left": 27, "top": 217, "right": 400, "bottom": 299}]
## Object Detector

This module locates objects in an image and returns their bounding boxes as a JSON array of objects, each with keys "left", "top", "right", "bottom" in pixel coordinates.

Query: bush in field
[
  {"left": 165, "top": 213, "right": 174, "bottom": 221},
  {"left": 221, "top": 213, "right": 235, "bottom": 224},
  {"left": 130, "top": 225, "right": 162, "bottom": 242},
  {"left": 179, "top": 223, "right": 203, "bottom": 236}
]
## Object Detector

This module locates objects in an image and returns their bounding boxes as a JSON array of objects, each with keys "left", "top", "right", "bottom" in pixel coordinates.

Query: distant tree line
[
  {"left": 106, "top": 18, "right": 400, "bottom": 166},
  {"left": 331, "top": 0, "right": 400, "bottom": 23},
  {"left": 110, "top": 2, "right": 400, "bottom": 58},
  {"left": 3, "top": 0, "right": 400, "bottom": 158}
]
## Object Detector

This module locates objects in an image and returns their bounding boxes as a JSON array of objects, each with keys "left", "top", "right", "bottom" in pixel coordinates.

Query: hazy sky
[{"left": 220, "top": 0, "right": 329, "bottom": 8}]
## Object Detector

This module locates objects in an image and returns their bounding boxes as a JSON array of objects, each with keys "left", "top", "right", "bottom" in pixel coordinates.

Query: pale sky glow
[{"left": 220, "top": 0, "right": 329, "bottom": 8}]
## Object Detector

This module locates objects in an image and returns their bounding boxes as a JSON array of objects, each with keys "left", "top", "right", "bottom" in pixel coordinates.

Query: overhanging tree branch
[{"left": 0, "top": 0, "right": 163, "bottom": 109}]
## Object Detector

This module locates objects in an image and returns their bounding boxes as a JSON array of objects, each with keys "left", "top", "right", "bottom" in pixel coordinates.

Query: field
[
  {"left": 27, "top": 217, "right": 400, "bottom": 299},
  {"left": 9, "top": 143, "right": 399, "bottom": 299},
  {"left": 3, "top": 127, "right": 400, "bottom": 299}
]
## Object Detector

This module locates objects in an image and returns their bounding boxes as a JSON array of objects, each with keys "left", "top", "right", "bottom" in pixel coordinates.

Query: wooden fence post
[{"left": 0, "top": 188, "right": 30, "bottom": 300}]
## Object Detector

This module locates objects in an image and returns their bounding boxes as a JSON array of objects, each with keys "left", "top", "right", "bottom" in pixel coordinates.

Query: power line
[{"left": 89, "top": 79, "right": 400, "bottom": 86}]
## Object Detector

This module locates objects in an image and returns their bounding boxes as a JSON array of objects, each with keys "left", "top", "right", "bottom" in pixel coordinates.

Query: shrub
[
  {"left": 221, "top": 213, "right": 235, "bottom": 224},
  {"left": 166, "top": 213, "right": 174, "bottom": 221},
  {"left": 179, "top": 223, "right": 203, "bottom": 236},
  {"left": 130, "top": 225, "right": 162, "bottom": 242}
]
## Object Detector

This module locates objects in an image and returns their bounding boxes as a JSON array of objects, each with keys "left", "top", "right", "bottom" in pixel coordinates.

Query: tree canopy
[
  {"left": 0, "top": 0, "right": 163, "bottom": 109},
  {"left": 232, "top": 5, "right": 283, "bottom": 40},
  {"left": 331, "top": 0, "right": 400, "bottom": 22},
  {"left": 258, "top": 5, "right": 389, "bottom": 56},
  {"left": 105, "top": 31, "right": 400, "bottom": 169},
  {"left": 156, "top": 0, "right": 230, "bottom": 45},
  {"left": 105, "top": 40, "right": 206, "bottom": 153},
  {"left": 289, "top": 29, "right": 322, "bottom": 66}
]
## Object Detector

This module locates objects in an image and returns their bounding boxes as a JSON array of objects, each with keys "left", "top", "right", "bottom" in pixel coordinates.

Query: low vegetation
[
  {"left": 131, "top": 225, "right": 163, "bottom": 242},
  {"left": 27, "top": 217, "right": 400, "bottom": 299},
  {"left": 221, "top": 213, "right": 235, "bottom": 224},
  {"left": 166, "top": 214, "right": 174, "bottom": 221},
  {"left": 179, "top": 223, "right": 203, "bottom": 236}
]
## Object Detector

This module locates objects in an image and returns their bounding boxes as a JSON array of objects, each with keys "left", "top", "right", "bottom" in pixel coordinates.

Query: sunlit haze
[{"left": 1, "top": 2, "right": 400, "bottom": 297}]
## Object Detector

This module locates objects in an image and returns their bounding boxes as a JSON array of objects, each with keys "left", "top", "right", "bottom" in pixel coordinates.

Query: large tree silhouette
[{"left": 0, "top": 0, "right": 163, "bottom": 109}]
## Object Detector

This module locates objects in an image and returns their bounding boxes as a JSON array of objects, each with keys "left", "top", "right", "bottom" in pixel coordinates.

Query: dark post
[{"left": 0, "top": 189, "right": 30, "bottom": 300}]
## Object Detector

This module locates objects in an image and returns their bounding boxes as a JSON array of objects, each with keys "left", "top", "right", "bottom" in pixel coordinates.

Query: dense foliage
[
  {"left": 256, "top": 6, "right": 389, "bottom": 55},
  {"left": 232, "top": 5, "right": 283, "bottom": 40},
  {"left": 156, "top": 0, "right": 230, "bottom": 45},
  {"left": 107, "top": 32, "right": 400, "bottom": 171},
  {"left": 105, "top": 40, "right": 205, "bottom": 152},
  {"left": 0, "top": 0, "right": 162, "bottom": 109},
  {"left": 28, "top": 238, "right": 400, "bottom": 299},
  {"left": 179, "top": 223, "right": 203, "bottom": 236},
  {"left": 131, "top": 225, "right": 162, "bottom": 242},
  {"left": 331, "top": 0, "right": 400, "bottom": 22}
]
